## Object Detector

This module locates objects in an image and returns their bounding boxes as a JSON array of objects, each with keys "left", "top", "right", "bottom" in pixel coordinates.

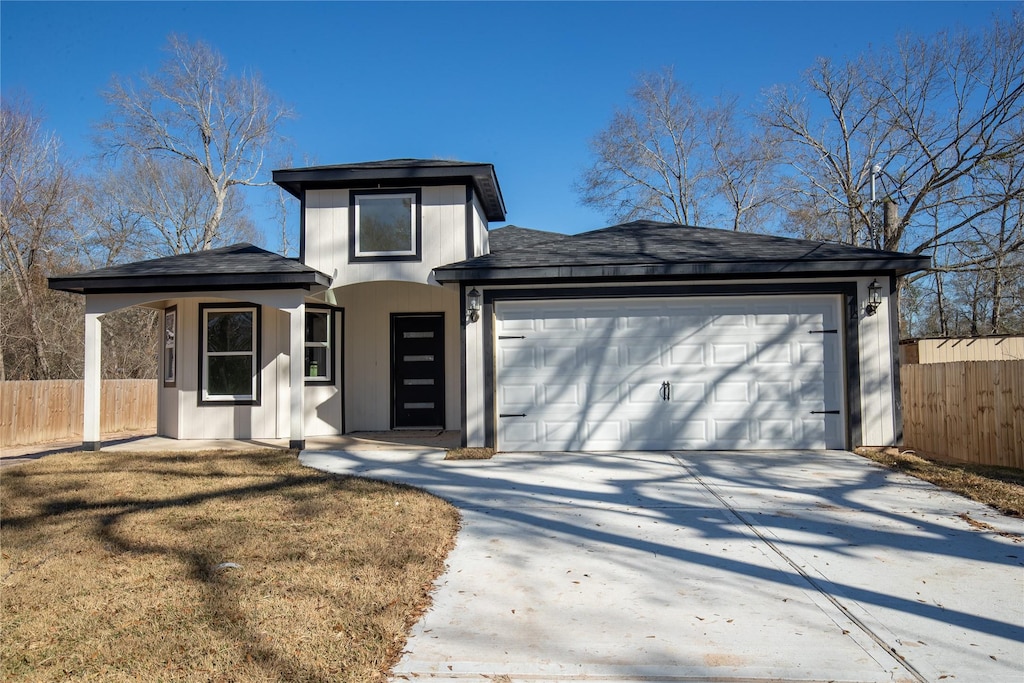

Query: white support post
[
  {"left": 289, "top": 302, "right": 305, "bottom": 450},
  {"left": 83, "top": 311, "right": 102, "bottom": 450}
]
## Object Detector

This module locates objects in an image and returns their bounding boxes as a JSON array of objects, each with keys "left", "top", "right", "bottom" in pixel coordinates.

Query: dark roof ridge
[{"left": 585, "top": 219, "right": 925, "bottom": 259}]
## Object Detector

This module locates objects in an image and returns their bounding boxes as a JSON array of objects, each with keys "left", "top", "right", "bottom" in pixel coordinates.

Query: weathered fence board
[
  {"left": 902, "top": 361, "right": 1023, "bottom": 469},
  {"left": 0, "top": 380, "right": 157, "bottom": 448}
]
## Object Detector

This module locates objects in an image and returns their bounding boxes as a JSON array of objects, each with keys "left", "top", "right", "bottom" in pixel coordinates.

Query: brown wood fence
[
  {"left": 901, "top": 361, "right": 1024, "bottom": 469},
  {"left": 0, "top": 380, "right": 157, "bottom": 448}
]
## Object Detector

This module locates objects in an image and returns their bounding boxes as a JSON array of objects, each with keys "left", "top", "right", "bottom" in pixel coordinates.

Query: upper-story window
[{"left": 350, "top": 189, "right": 422, "bottom": 261}]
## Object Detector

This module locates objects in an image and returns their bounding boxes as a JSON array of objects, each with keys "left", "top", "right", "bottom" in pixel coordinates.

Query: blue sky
[{"left": 1, "top": 1, "right": 1010, "bottom": 252}]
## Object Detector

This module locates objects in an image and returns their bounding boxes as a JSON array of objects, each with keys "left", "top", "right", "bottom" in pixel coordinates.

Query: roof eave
[
  {"left": 433, "top": 257, "right": 932, "bottom": 283},
  {"left": 49, "top": 271, "right": 333, "bottom": 296},
  {"left": 273, "top": 163, "right": 506, "bottom": 221}
]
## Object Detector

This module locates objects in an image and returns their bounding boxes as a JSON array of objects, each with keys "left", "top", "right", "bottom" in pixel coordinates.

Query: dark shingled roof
[
  {"left": 273, "top": 158, "right": 506, "bottom": 222},
  {"left": 435, "top": 220, "right": 931, "bottom": 282},
  {"left": 49, "top": 243, "right": 332, "bottom": 295},
  {"left": 487, "top": 225, "right": 568, "bottom": 253}
]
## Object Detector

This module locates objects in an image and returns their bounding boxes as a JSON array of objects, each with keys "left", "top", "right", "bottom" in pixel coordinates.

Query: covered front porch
[{"left": 48, "top": 244, "right": 333, "bottom": 451}]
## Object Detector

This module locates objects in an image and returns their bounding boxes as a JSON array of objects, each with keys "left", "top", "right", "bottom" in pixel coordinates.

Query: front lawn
[{"left": 1, "top": 449, "right": 459, "bottom": 682}]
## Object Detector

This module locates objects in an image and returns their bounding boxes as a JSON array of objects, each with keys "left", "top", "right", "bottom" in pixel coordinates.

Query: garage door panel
[
  {"left": 585, "top": 420, "right": 623, "bottom": 445},
  {"left": 754, "top": 342, "right": 793, "bottom": 364},
  {"left": 759, "top": 419, "right": 796, "bottom": 441},
  {"left": 584, "top": 383, "right": 622, "bottom": 405},
  {"left": 498, "top": 344, "right": 537, "bottom": 371},
  {"left": 672, "top": 381, "right": 706, "bottom": 402},
  {"left": 496, "top": 295, "right": 845, "bottom": 451},
  {"left": 798, "top": 379, "right": 826, "bottom": 403},
  {"left": 625, "top": 381, "right": 666, "bottom": 405},
  {"left": 668, "top": 344, "right": 705, "bottom": 366},
  {"left": 501, "top": 384, "right": 537, "bottom": 406},
  {"left": 669, "top": 420, "right": 708, "bottom": 443},
  {"left": 542, "top": 346, "right": 579, "bottom": 369},
  {"left": 542, "top": 420, "right": 580, "bottom": 449},
  {"left": 711, "top": 343, "right": 748, "bottom": 364},
  {"left": 544, "top": 384, "right": 580, "bottom": 406},
  {"left": 714, "top": 419, "right": 751, "bottom": 444},
  {"left": 756, "top": 381, "right": 796, "bottom": 403},
  {"left": 798, "top": 341, "right": 825, "bottom": 362},
  {"left": 713, "top": 381, "right": 751, "bottom": 404}
]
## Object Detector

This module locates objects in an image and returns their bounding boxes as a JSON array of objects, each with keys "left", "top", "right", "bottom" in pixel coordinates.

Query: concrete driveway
[{"left": 300, "top": 449, "right": 1024, "bottom": 683}]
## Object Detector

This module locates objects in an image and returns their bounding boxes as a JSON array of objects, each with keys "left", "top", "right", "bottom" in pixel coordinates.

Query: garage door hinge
[
  {"left": 810, "top": 410, "right": 841, "bottom": 414},
  {"left": 809, "top": 329, "right": 839, "bottom": 334},
  {"left": 499, "top": 335, "right": 526, "bottom": 340},
  {"left": 499, "top": 413, "right": 527, "bottom": 418}
]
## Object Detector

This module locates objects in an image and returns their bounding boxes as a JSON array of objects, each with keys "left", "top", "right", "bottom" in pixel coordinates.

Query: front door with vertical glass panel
[{"left": 392, "top": 314, "right": 444, "bottom": 428}]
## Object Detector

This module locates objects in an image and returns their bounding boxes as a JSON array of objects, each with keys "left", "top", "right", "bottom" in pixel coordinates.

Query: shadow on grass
[{"left": 1, "top": 449, "right": 453, "bottom": 683}]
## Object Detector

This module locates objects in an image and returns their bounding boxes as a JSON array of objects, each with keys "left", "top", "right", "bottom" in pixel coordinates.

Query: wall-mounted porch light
[
  {"left": 865, "top": 279, "right": 883, "bottom": 316},
  {"left": 467, "top": 288, "right": 481, "bottom": 323}
]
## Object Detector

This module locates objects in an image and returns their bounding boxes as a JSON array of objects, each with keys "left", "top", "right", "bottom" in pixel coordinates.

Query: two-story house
[{"left": 50, "top": 159, "right": 929, "bottom": 453}]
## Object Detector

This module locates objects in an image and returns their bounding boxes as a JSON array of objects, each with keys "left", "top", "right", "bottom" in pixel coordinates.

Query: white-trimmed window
[
  {"left": 200, "top": 304, "right": 260, "bottom": 403},
  {"left": 350, "top": 190, "right": 421, "bottom": 260},
  {"left": 163, "top": 306, "right": 177, "bottom": 386},
  {"left": 304, "top": 309, "right": 332, "bottom": 382}
]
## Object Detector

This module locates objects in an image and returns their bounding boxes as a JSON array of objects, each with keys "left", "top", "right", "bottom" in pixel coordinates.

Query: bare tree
[
  {"left": 578, "top": 68, "right": 778, "bottom": 231},
  {"left": 97, "top": 33, "right": 291, "bottom": 251},
  {"left": 705, "top": 95, "right": 781, "bottom": 232},
  {"left": 762, "top": 13, "right": 1024, "bottom": 334},
  {"left": 761, "top": 54, "right": 898, "bottom": 246},
  {"left": 81, "top": 157, "right": 259, "bottom": 264},
  {"left": 0, "top": 98, "right": 81, "bottom": 380}
]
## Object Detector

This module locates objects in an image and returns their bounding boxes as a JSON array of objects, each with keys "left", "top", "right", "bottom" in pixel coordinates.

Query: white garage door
[{"left": 496, "top": 295, "right": 845, "bottom": 451}]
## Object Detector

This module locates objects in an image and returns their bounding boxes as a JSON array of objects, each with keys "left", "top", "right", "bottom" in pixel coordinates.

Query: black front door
[{"left": 391, "top": 314, "right": 445, "bottom": 428}]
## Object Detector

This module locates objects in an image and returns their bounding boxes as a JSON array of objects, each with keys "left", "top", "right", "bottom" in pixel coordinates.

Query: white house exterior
[{"left": 50, "top": 159, "right": 929, "bottom": 453}]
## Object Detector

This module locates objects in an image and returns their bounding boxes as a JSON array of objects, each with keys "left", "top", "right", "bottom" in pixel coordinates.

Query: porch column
[
  {"left": 288, "top": 302, "right": 305, "bottom": 450},
  {"left": 83, "top": 310, "right": 102, "bottom": 450}
]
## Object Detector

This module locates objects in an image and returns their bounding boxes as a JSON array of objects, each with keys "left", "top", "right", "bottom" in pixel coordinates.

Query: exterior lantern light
[
  {"left": 865, "top": 279, "right": 882, "bottom": 316},
  {"left": 467, "top": 288, "right": 481, "bottom": 323}
]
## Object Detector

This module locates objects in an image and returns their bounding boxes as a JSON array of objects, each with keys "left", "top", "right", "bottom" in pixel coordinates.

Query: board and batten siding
[
  {"left": 168, "top": 297, "right": 281, "bottom": 439},
  {"left": 305, "top": 185, "right": 475, "bottom": 286},
  {"left": 856, "top": 276, "right": 898, "bottom": 446},
  {"left": 471, "top": 194, "right": 489, "bottom": 257},
  {"left": 332, "top": 280, "right": 461, "bottom": 432},
  {"left": 149, "top": 291, "right": 338, "bottom": 440}
]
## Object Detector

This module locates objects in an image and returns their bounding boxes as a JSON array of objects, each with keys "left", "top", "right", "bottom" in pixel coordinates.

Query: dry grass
[
  {"left": 1, "top": 449, "right": 459, "bottom": 682},
  {"left": 855, "top": 447, "right": 1024, "bottom": 518},
  {"left": 444, "top": 447, "right": 495, "bottom": 460}
]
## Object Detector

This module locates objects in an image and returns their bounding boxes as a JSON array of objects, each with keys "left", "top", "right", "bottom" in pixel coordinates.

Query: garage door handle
[
  {"left": 660, "top": 381, "right": 671, "bottom": 401},
  {"left": 500, "top": 413, "right": 527, "bottom": 418},
  {"left": 810, "top": 410, "right": 841, "bottom": 414}
]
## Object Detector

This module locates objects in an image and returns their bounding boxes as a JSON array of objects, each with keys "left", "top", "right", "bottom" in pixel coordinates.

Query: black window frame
[
  {"left": 349, "top": 188, "right": 422, "bottom": 262},
  {"left": 163, "top": 305, "right": 177, "bottom": 387},
  {"left": 198, "top": 302, "right": 261, "bottom": 406},
  {"left": 304, "top": 306, "right": 336, "bottom": 384}
]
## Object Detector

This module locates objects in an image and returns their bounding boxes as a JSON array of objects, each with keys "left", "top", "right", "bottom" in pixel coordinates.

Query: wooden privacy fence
[
  {"left": 901, "top": 361, "right": 1024, "bottom": 469},
  {"left": 0, "top": 380, "right": 157, "bottom": 448}
]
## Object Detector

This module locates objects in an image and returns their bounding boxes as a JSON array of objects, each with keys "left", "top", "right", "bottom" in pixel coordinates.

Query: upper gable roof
[
  {"left": 49, "top": 243, "right": 332, "bottom": 295},
  {"left": 434, "top": 220, "right": 931, "bottom": 283},
  {"left": 273, "top": 158, "right": 506, "bottom": 222}
]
